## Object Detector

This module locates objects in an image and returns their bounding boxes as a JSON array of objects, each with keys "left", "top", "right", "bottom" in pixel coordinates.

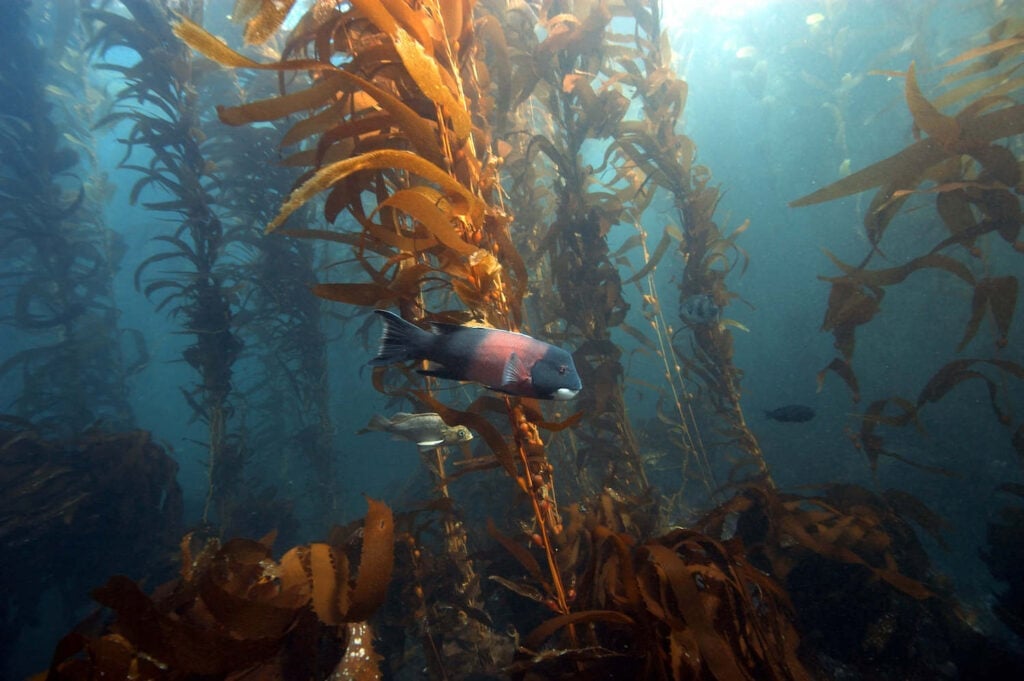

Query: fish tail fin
[
  {"left": 368, "top": 309, "right": 430, "bottom": 366},
  {"left": 358, "top": 414, "right": 391, "bottom": 434}
]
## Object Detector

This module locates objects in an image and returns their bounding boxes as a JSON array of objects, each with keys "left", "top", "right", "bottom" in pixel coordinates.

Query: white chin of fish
[{"left": 552, "top": 388, "right": 580, "bottom": 400}]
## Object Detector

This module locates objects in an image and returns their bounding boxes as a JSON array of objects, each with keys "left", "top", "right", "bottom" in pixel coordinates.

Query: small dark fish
[
  {"left": 680, "top": 293, "right": 720, "bottom": 325},
  {"left": 370, "top": 310, "right": 582, "bottom": 400},
  {"left": 359, "top": 412, "right": 473, "bottom": 449},
  {"left": 765, "top": 404, "right": 816, "bottom": 423}
]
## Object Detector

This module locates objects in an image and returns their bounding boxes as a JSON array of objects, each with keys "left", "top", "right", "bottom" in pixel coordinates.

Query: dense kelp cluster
[
  {"left": 0, "top": 426, "right": 182, "bottom": 667},
  {"left": 85, "top": 0, "right": 335, "bottom": 536},
  {"left": 5, "top": 1, "right": 1024, "bottom": 679},
  {"left": 41, "top": 498, "right": 393, "bottom": 679}
]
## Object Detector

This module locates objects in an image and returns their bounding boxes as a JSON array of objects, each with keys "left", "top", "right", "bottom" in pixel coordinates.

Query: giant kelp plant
[
  {"left": 792, "top": 21, "right": 1024, "bottom": 471},
  {"left": 86, "top": 0, "right": 343, "bottom": 544},
  {"left": 27, "top": 1, "right": 1024, "bottom": 680},
  {"left": 0, "top": 0, "right": 135, "bottom": 435},
  {"left": 86, "top": 0, "right": 249, "bottom": 527},
  {"left": 792, "top": 16, "right": 1024, "bottom": 646},
  {"left": 0, "top": 1, "right": 183, "bottom": 672}
]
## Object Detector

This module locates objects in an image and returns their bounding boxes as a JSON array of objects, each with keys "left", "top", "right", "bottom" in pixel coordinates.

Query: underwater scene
[{"left": 2, "top": 0, "right": 1023, "bottom": 678}]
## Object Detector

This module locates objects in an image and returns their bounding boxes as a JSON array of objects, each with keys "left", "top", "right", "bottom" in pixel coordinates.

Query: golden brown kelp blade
[
  {"left": 513, "top": 500, "right": 811, "bottom": 680},
  {"left": 231, "top": 0, "right": 300, "bottom": 45},
  {"left": 42, "top": 498, "right": 393, "bottom": 678}
]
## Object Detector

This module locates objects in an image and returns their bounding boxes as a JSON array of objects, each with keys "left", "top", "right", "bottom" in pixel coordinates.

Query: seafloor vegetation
[{"left": 1, "top": 0, "right": 1023, "bottom": 679}]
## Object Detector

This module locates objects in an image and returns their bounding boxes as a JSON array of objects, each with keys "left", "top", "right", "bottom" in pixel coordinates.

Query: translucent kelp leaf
[
  {"left": 476, "top": 15, "right": 511, "bottom": 114},
  {"left": 622, "top": 227, "right": 678, "bottom": 284},
  {"left": 639, "top": 544, "right": 749, "bottom": 680},
  {"left": 308, "top": 543, "right": 350, "bottom": 625},
  {"left": 311, "top": 283, "right": 387, "bottom": 307},
  {"left": 312, "top": 263, "right": 432, "bottom": 309},
  {"left": 380, "top": 187, "right": 478, "bottom": 255},
  {"left": 523, "top": 610, "right": 636, "bottom": 651},
  {"left": 267, "top": 150, "right": 481, "bottom": 232},
  {"left": 350, "top": 0, "right": 432, "bottom": 54},
  {"left": 174, "top": 17, "right": 312, "bottom": 69},
  {"left": 950, "top": 34, "right": 1024, "bottom": 68},
  {"left": 217, "top": 74, "right": 349, "bottom": 125},
  {"left": 345, "top": 497, "right": 394, "bottom": 621},
  {"left": 905, "top": 62, "right": 961, "bottom": 145},
  {"left": 393, "top": 26, "right": 472, "bottom": 142},
  {"left": 958, "top": 276, "right": 1018, "bottom": 351},
  {"left": 971, "top": 143, "right": 1021, "bottom": 186},
  {"left": 486, "top": 518, "right": 544, "bottom": 583},
  {"left": 174, "top": 18, "right": 445, "bottom": 165},
  {"left": 816, "top": 357, "right": 861, "bottom": 403},
  {"left": 790, "top": 137, "right": 949, "bottom": 208},
  {"left": 917, "top": 360, "right": 983, "bottom": 405},
  {"left": 936, "top": 187, "right": 977, "bottom": 239},
  {"left": 232, "top": 0, "right": 297, "bottom": 45}
]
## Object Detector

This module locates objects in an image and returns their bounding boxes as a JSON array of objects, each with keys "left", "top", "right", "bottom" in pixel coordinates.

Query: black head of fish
[{"left": 531, "top": 347, "right": 582, "bottom": 400}]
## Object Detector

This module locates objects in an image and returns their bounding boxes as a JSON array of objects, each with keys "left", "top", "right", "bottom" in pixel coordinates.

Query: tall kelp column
[
  {"left": 87, "top": 0, "right": 253, "bottom": 527},
  {"left": 177, "top": 0, "right": 582, "bottom": 666},
  {"left": 0, "top": 0, "right": 135, "bottom": 434},
  {"left": 86, "top": 0, "right": 336, "bottom": 535},
  {"left": 0, "top": 1, "right": 181, "bottom": 674}
]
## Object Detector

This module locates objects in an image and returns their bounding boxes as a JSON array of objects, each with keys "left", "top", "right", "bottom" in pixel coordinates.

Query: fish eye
[{"left": 558, "top": 365, "right": 567, "bottom": 375}]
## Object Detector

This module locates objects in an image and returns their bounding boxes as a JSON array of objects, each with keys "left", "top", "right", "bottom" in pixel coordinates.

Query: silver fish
[
  {"left": 358, "top": 412, "right": 473, "bottom": 449},
  {"left": 679, "top": 293, "right": 720, "bottom": 325}
]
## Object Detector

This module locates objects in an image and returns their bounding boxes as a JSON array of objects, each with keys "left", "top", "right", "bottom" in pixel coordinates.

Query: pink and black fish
[{"left": 369, "top": 310, "right": 582, "bottom": 400}]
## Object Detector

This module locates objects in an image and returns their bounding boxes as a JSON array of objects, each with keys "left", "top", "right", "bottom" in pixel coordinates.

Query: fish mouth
[{"left": 551, "top": 388, "right": 580, "bottom": 400}]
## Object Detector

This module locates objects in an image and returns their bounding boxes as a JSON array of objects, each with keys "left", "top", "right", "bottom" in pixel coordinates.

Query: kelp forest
[{"left": 1, "top": 0, "right": 1023, "bottom": 679}]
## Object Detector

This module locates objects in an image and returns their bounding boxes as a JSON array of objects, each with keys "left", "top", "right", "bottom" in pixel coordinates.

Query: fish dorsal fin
[{"left": 501, "top": 352, "right": 530, "bottom": 388}]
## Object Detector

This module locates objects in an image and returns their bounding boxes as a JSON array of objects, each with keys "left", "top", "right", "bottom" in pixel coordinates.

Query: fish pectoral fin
[{"left": 501, "top": 352, "right": 530, "bottom": 388}]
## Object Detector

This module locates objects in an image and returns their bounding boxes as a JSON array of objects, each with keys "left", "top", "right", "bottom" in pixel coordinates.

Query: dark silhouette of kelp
[
  {"left": 792, "top": 20, "right": 1023, "bottom": 473},
  {"left": 1, "top": 425, "right": 182, "bottom": 671},
  {"left": 0, "top": 0, "right": 136, "bottom": 435}
]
